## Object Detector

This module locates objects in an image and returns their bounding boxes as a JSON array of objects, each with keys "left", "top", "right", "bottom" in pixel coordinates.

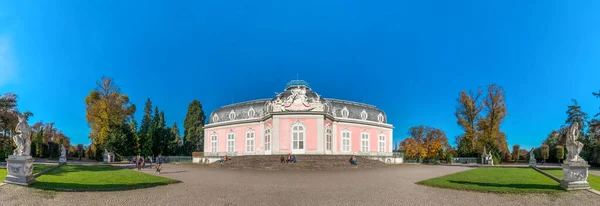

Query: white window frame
[
  {"left": 229, "top": 110, "right": 236, "bottom": 120},
  {"left": 246, "top": 129, "right": 255, "bottom": 152},
  {"left": 341, "top": 129, "right": 351, "bottom": 152},
  {"left": 227, "top": 131, "right": 235, "bottom": 153},
  {"left": 377, "top": 113, "right": 384, "bottom": 123},
  {"left": 378, "top": 133, "right": 386, "bottom": 153},
  {"left": 213, "top": 114, "right": 219, "bottom": 123},
  {"left": 264, "top": 126, "right": 271, "bottom": 154},
  {"left": 211, "top": 133, "right": 218, "bottom": 153},
  {"left": 361, "top": 131, "right": 370, "bottom": 153},
  {"left": 341, "top": 107, "right": 349, "bottom": 118},
  {"left": 325, "top": 124, "right": 332, "bottom": 151},
  {"left": 291, "top": 121, "right": 306, "bottom": 153},
  {"left": 248, "top": 107, "right": 255, "bottom": 118},
  {"left": 360, "top": 110, "right": 368, "bottom": 120}
]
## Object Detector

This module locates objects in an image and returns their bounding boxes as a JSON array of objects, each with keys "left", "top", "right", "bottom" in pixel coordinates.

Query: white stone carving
[
  {"left": 103, "top": 149, "right": 112, "bottom": 163},
  {"left": 341, "top": 107, "right": 349, "bottom": 118},
  {"left": 229, "top": 110, "right": 236, "bottom": 120},
  {"left": 360, "top": 110, "right": 368, "bottom": 120},
  {"left": 59, "top": 144, "right": 67, "bottom": 164},
  {"left": 213, "top": 114, "right": 219, "bottom": 122},
  {"left": 248, "top": 107, "right": 255, "bottom": 118},
  {"left": 269, "top": 86, "right": 325, "bottom": 112},
  {"left": 377, "top": 113, "right": 384, "bottom": 123},
  {"left": 560, "top": 122, "right": 590, "bottom": 190},
  {"left": 529, "top": 148, "right": 536, "bottom": 167},
  {"left": 12, "top": 115, "right": 32, "bottom": 156},
  {"left": 4, "top": 155, "right": 35, "bottom": 185}
]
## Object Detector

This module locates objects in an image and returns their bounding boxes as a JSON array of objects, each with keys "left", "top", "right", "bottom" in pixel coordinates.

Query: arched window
[
  {"left": 291, "top": 121, "right": 305, "bottom": 152},
  {"left": 377, "top": 113, "right": 384, "bottom": 123},
  {"left": 211, "top": 133, "right": 218, "bottom": 153},
  {"left": 246, "top": 129, "right": 255, "bottom": 152},
  {"left": 378, "top": 133, "right": 386, "bottom": 153},
  {"left": 227, "top": 131, "right": 235, "bottom": 153},
  {"left": 248, "top": 107, "right": 255, "bottom": 118},
  {"left": 341, "top": 107, "right": 349, "bottom": 118},
  {"left": 229, "top": 110, "right": 236, "bottom": 120},
  {"left": 264, "top": 126, "right": 271, "bottom": 152},
  {"left": 361, "top": 110, "right": 368, "bottom": 120},
  {"left": 325, "top": 124, "right": 332, "bottom": 151},
  {"left": 341, "top": 129, "right": 351, "bottom": 152},
  {"left": 361, "top": 131, "right": 370, "bottom": 152},
  {"left": 213, "top": 114, "right": 219, "bottom": 123}
]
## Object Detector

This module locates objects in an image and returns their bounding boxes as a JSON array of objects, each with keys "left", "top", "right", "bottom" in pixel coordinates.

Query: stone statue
[
  {"left": 566, "top": 122, "right": 584, "bottom": 162},
  {"left": 529, "top": 148, "right": 535, "bottom": 160},
  {"left": 12, "top": 115, "right": 32, "bottom": 156},
  {"left": 60, "top": 145, "right": 66, "bottom": 158}
]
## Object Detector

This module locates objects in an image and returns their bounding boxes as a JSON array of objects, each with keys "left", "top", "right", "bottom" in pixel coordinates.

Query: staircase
[{"left": 211, "top": 155, "right": 386, "bottom": 171}]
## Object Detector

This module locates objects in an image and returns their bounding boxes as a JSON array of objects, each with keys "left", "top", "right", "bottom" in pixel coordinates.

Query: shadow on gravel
[
  {"left": 449, "top": 180, "right": 562, "bottom": 190},
  {"left": 30, "top": 182, "right": 176, "bottom": 192}
]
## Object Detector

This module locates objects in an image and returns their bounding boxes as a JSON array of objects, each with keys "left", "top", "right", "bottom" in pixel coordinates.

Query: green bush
[{"left": 492, "top": 155, "right": 500, "bottom": 165}]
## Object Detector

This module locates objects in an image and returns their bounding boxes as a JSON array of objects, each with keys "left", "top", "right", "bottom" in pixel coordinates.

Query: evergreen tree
[
  {"left": 566, "top": 99, "right": 588, "bottom": 134},
  {"left": 183, "top": 100, "right": 206, "bottom": 154},
  {"left": 170, "top": 122, "right": 182, "bottom": 155},
  {"left": 138, "top": 98, "right": 154, "bottom": 156}
]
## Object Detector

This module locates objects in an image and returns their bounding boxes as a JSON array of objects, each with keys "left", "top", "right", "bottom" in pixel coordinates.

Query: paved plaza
[{"left": 1, "top": 164, "right": 599, "bottom": 206}]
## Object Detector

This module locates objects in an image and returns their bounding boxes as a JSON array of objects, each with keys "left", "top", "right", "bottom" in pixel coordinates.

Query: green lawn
[
  {"left": 540, "top": 168, "right": 600, "bottom": 191},
  {"left": 0, "top": 164, "right": 57, "bottom": 182},
  {"left": 417, "top": 167, "right": 563, "bottom": 193},
  {"left": 31, "top": 165, "right": 180, "bottom": 191}
]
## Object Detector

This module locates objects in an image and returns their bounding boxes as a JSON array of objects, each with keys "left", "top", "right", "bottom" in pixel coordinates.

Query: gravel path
[{"left": 0, "top": 164, "right": 599, "bottom": 206}]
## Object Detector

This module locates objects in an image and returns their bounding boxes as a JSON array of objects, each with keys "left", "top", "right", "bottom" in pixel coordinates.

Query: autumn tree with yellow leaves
[{"left": 400, "top": 125, "right": 450, "bottom": 160}]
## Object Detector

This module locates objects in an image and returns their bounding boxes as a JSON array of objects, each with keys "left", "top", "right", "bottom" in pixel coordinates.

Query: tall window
[
  {"left": 361, "top": 132, "right": 369, "bottom": 152},
  {"left": 341, "top": 130, "right": 351, "bottom": 152},
  {"left": 246, "top": 130, "right": 255, "bottom": 152},
  {"left": 292, "top": 122, "right": 305, "bottom": 150},
  {"left": 264, "top": 127, "right": 271, "bottom": 151},
  {"left": 378, "top": 134, "right": 386, "bottom": 153},
  {"left": 341, "top": 107, "right": 349, "bottom": 118},
  {"left": 227, "top": 131, "right": 235, "bottom": 153},
  {"left": 325, "top": 125, "right": 332, "bottom": 151},
  {"left": 211, "top": 133, "right": 218, "bottom": 153}
]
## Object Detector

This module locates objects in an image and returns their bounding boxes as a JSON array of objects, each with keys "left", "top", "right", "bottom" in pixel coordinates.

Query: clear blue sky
[{"left": 1, "top": 1, "right": 600, "bottom": 151}]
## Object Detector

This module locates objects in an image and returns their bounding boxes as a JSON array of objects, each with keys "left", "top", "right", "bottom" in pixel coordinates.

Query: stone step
[{"left": 210, "top": 155, "right": 385, "bottom": 170}]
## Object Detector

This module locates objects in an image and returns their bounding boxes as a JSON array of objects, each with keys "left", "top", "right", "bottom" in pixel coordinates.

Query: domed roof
[{"left": 208, "top": 80, "right": 388, "bottom": 125}]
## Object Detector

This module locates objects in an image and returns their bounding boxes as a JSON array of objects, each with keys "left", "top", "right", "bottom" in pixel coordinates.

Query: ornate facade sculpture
[
  {"left": 566, "top": 122, "right": 584, "bottom": 162},
  {"left": 270, "top": 86, "right": 325, "bottom": 112},
  {"left": 12, "top": 115, "right": 32, "bottom": 156}
]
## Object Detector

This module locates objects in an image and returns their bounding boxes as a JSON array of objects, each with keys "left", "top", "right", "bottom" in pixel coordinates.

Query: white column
[
  {"left": 273, "top": 116, "right": 280, "bottom": 154},
  {"left": 259, "top": 121, "right": 264, "bottom": 153},
  {"left": 317, "top": 117, "right": 324, "bottom": 153},
  {"left": 389, "top": 129, "right": 393, "bottom": 153}
]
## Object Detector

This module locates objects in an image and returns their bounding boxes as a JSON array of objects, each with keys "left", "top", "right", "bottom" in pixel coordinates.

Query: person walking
[{"left": 156, "top": 155, "right": 163, "bottom": 174}]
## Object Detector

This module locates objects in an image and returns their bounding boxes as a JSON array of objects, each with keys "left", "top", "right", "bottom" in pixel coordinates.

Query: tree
[
  {"left": 541, "top": 144, "right": 549, "bottom": 164},
  {"left": 512, "top": 144, "right": 520, "bottom": 162},
  {"left": 169, "top": 122, "right": 182, "bottom": 155},
  {"left": 400, "top": 125, "right": 450, "bottom": 160},
  {"left": 556, "top": 146, "right": 564, "bottom": 163},
  {"left": 77, "top": 144, "right": 84, "bottom": 160},
  {"left": 84, "top": 77, "right": 136, "bottom": 148},
  {"left": 455, "top": 89, "right": 483, "bottom": 157},
  {"left": 565, "top": 99, "right": 588, "bottom": 134},
  {"left": 138, "top": 98, "right": 154, "bottom": 156},
  {"left": 183, "top": 100, "right": 206, "bottom": 154},
  {"left": 400, "top": 138, "right": 422, "bottom": 159},
  {"left": 478, "top": 84, "right": 509, "bottom": 163}
]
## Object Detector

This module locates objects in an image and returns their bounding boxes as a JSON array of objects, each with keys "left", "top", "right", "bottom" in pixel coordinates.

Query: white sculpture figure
[
  {"left": 12, "top": 115, "right": 32, "bottom": 156},
  {"left": 60, "top": 145, "right": 66, "bottom": 158},
  {"left": 529, "top": 148, "right": 535, "bottom": 160},
  {"left": 566, "top": 122, "right": 584, "bottom": 162}
]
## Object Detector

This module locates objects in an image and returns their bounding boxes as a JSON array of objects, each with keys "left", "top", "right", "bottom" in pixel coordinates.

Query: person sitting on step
[
  {"left": 349, "top": 155, "right": 357, "bottom": 165},
  {"left": 280, "top": 155, "right": 285, "bottom": 163},
  {"left": 219, "top": 155, "right": 229, "bottom": 163},
  {"left": 291, "top": 155, "right": 297, "bottom": 163},
  {"left": 286, "top": 153, "right": 292, "bottom": 163}
]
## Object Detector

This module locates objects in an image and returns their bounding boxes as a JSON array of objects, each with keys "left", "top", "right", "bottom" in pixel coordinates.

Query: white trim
[
  {"left": 275, "top": 114, "right": 324, "bottom": 119},
  {"left": 336, "top": 121, "right": 393, "bottom": 130},
  {"left": 377, "top": 113, "right": 384, "bottom": 123},
  {"left": 205, "top": 122, "right": 262, "bottom": 130},
  {"left": 360, "top": 110, "right": 368, "bottom": 120},
  {"left": 264, "top": 125, "right": 272, "bottom": 154},
  {"left": 378, "top": 133, "right": 386, "bottom": 153},
  {"left": 341, "top": 107, "right": 349, "bottom": 118},
  {"left": 291, "top": 120, "right": 306, "bottom": 154},
  {"left": 248, "top": 107, "right": 256, "bottom": 118},
  {"left": 210, "top": 132, "right": 218, "bottom": 153},
  {"left": 229, "top": 110, "right": 236, "bottom": 120},
  {"left": 361, "top": 131, "right": 370, "bottom": 152},
  {"left": 213, "top": 114, "right": 219, "bottom": 123},
  {"left": 227, "top": 130, "right": 235, "bottom": 153},
  {"left": 325, "top": 124, "right": 332, "bottom": 152},
  {"left": 245, "top": 129, "right": 255, "bottom": 152},
  {"left": 341, "top": 129, "right": 351, "bottom": 153}
]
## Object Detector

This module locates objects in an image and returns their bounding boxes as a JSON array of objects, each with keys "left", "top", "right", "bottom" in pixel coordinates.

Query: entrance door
[{"left": 291, "top": 124, "right": 305, "bottom": 154}]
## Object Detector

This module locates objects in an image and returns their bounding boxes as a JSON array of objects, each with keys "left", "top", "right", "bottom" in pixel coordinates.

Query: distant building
[{"left": 204, "top": 80, "right": 393, "bottom": 157}]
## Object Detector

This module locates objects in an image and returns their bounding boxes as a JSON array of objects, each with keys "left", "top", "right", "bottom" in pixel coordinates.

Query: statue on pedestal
[
  {"left": 59, "top": 144, "right": 67, "bottom": 165},
  {"left": 4, "top": 114, "right": 36, "bottom": 186},
  {"left": 561, "top": 122, "right": 590, "bottom": 190},
  {"left": 529, "top": 148, "right": 536, "bottom": 167}
]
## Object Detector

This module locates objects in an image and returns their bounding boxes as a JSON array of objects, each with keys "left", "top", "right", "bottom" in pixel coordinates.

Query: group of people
[
  {"left": 280, "top": 153, "right": 297, "bottom": 163},
  {"left": 349, "top": 155, "right": 357, "bottom": 165},
  {"left": 135, "top": 155, "right": 164, "bottom": 174}
]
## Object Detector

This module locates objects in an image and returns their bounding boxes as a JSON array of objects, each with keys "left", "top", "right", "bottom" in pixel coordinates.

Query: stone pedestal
[
  {"left": 488, "top": 159, "right": 494, "bottom": 165},
  {"left": 560, "top": 161, "right": 590, "bottom": 190},
  {"left": 4, "top": 155, "right": 35, "bottom": 186},
  {"left": 59, "top": 156, "right": 67, "bottom": 165},
  {"left": 529, "top": 159, "right": 536, "bottom": 167}
]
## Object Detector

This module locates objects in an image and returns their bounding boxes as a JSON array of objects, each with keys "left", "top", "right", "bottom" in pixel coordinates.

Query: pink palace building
[{"left": 201, "top": 80, "right": 399, "bottom": 163}]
